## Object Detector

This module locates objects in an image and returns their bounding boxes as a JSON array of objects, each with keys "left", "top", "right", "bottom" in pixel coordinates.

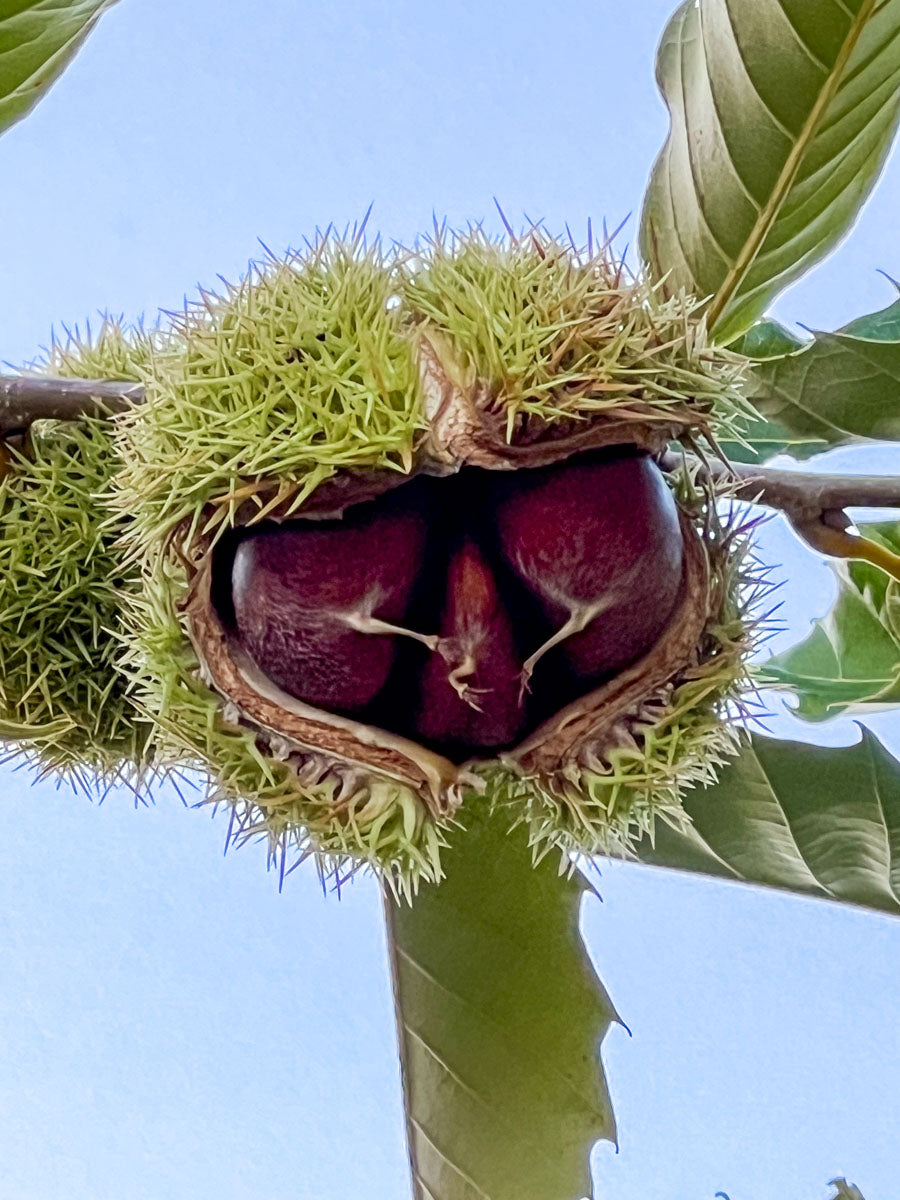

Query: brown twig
[
  {"left": 2, "top": 374, "right": 899, "bottom": 576},
  {"left": 660, "top": 451, "right": 900, "bottom": 523},
  {"left": 0, "top": 375, "right": 144, "bottom": 435},
  {"left": 661, "top": 451, "right": 900, "bottom": 581}
]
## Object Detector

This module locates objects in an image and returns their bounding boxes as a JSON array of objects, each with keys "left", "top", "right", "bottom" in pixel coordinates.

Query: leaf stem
[{"left": 792, "top": 519, "right": 900, "bottom": 583}]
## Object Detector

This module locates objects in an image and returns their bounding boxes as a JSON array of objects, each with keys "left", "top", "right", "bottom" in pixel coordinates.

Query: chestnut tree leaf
[
  {"left": 842, "top": 293, "right": 900, "bottom": 340},
  {"left": 828, "top": 1182, "right": 867, "bottom": 1200},
  {"left": 640, "top": 0, "right": 900, "bottom": 344},
  {"left": 731, "top": 319, "right": 805, "bottom": 361},
  {"left": 385, "top": 805, "right": 619, "bottom": 1200},
  {"left": 758, "top": 522, "right": 900, "bottom": 719},
  {"left": 634, "top": 730, "right": 900, "bottom": 917},
  {"left": 727, "top": 299, "right": 900, "bottom": 462},
  {"left": 0, "top": 0, "right": 118, "bottom": 139}
]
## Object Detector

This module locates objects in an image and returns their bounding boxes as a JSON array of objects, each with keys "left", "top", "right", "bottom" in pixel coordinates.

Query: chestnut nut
[{"left": 226, "top": 450, "right": 685, "bottom": 762}]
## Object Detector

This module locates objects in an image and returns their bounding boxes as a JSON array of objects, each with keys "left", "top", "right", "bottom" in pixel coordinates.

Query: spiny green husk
[
  {"left": 0, "top": 320, "right": 159, "bottom": 789},
  {"left": 121, "top": 540, "right": 449, "bottom": 895},
  {"left": 35, "top": 315, "right": 161, "bottom": 382},
  {"left": 100, "top": 240, "right": 442, "bottom": 890},
  {"left": 27, "top": 229, "right": 758, "bottom": 890},
  {"left": 120, "top": 473, "right": 759, "bottom": 893},
  {"left": 111, "top": 228, "right": 749, "bottom": 553},
  {"left": 401, "top": 226, "right": 750, "bottom": 438},
  {"left": 115, "top": 237, "right": 425, "bottom": 553},
  {"left": 0, "top": 415, "right": 150, "bottom": 788}
]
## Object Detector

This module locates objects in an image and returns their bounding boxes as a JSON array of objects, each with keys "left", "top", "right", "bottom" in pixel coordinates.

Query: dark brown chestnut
[
  {"left": 490, "top": 453, "right": 684, "bottom": 684},
  {"left": 224, "top": 451, "right": 685, "bottom": 759},
  {"left": 231, "top": 502, "right": 427, "bottom": 714}
]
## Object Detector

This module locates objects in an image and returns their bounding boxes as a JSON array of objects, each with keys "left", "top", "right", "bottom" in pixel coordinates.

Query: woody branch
[{"left": 2, "top": 376, "right": 899, "bottom": 579}]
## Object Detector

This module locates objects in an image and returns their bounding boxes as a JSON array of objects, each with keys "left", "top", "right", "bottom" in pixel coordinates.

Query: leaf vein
[{"left": 408, "top": 1119, "right": 494, "bottom": 1200}]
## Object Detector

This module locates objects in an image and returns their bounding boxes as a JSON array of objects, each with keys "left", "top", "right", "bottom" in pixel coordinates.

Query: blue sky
[{"left": 0, "top": 2, "right": 898, "bottom": 1197}]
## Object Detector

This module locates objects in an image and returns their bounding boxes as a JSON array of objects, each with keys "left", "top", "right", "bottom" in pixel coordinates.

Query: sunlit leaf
[
  {"left": 640, "top": 0, "right": 900, "bottom": 343},
  {"left": 386, "top": 806, "right": 618, "bottom": 1200}
]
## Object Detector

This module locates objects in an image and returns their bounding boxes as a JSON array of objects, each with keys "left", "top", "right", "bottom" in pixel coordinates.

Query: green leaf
[
  {"left": 758, "top": 522, "right": 900, "bottom": 719},
  {"left": 855, "top": 522, "right": 900, "bottom": 643},
  {"left": 729, "top": 299, "right": 900, "bottom": 461},
  {"left": 0, "top": 0, "right": 118, "bottom": 140},
  {"left": 828, "top": 1181, "right": 867, "bottom": 1200},
  {"left": 731, "top": 318, "right": 805, "bottom": 360},
  {"left": 385, "top": 806, "right": 618, "bottom": 1200},
  {"left": 634, "top": 731, "right": 900, "bottom": 917},
  {"left": 640, "top": 0, "right": 900, "bottom": 343},
  {"left": 843, "top": 290, "right": 900, "bottom": 339}
]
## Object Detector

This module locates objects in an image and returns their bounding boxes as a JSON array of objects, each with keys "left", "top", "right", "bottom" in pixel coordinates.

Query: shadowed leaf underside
[
  {"left": 634, "top": 730, "right": 900, "bottom": 916},
  {"left": 730, "top": 301, "right": 900, "bottom": 462}
]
